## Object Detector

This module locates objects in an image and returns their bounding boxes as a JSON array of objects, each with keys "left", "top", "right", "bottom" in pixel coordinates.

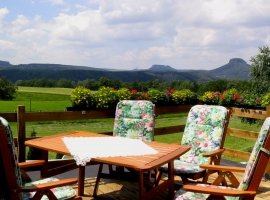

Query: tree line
[{"left": 14, "top": 76, "right": 253, "bottom": 95}]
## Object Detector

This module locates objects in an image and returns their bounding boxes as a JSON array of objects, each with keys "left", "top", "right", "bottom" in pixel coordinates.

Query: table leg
[
  {"left": 168, "top": 160, "right": 175, "bottom": 199},
  {"left": 78, "top": 165, "right": 85, "bottom": 196},
  {"left": 93, "top": 164, "right": 103, "bottom": 197},
  {"left": 40, "top": 150, "right": 48, "bottom": 178},
  {"left": 138, "top": 171, "right": 145, "bottom": 200}
]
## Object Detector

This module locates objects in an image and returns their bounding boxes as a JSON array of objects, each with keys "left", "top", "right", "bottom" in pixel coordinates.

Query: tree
[
  {"left": 177, "top": 80, "right": 199, "bottom": 92},
  {"left": 249, "top": 46, "right": 270, "bottom": 94},
  {"left": 197, "top": 79, "right": 228, "bottom": 96},
  {"left": 56, "top": 78, "right": 75, "bottom": 88},
  {"left": 99, "top": 77, "right": 109, "bottom": 87},
  {"left": 0, "top": 77, "right": 18, "bottom": 100},
  {"left": 108, "top": 79, "right": 122, "bottom": 89},
  {"left": 77, "top": 78, "right": 99, "bottom": 90}
]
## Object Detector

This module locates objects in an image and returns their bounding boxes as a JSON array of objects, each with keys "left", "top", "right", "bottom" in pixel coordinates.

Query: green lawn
[{"left": 18, "top": 86, "right": 73, "bottom": 95}]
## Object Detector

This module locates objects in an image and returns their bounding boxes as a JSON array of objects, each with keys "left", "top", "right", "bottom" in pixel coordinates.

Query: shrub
[
  {"left": 171, "top": 89, "right": 197, "bottom": 105},
  {"left": 70, "top": 86, "right": 94, "bottom": 108},
  {"left": 130, "top": 89, "right": 150, "bottom": 101},
  {"left": 218, "top": 88, "right": 240, "bottom": 106},
  {"left": 0, "top": 77, "right": 18, "bottom": 100},
  {"left": 117, "top": 88, "right": 131, "bottom": 101},
  {"left": 262, "top": 93, "right": 270, "bottom": 107},
  {"left": 27, "top": 129, "right": 42, "bottom": 160},
  {"left": 95, "top": 87, "right": 118, "bottom": 109},
  {"left": 147, "top": 89, "right": 167, "bottom": 104},
  {"left": 240, "top": 93, "right": 262, "bottom": 107},
  {"left": 200, "top": 91, "right": 220, "bottom": 104}
]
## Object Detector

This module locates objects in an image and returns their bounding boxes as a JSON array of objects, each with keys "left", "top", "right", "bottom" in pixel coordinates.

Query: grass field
[
  {"left": 0, "top": 87, "right": 72, "bottom": 112},
  {"left": 18, "top": 86, "right": 73, "bottom": 95},
  {"left": 1, "top": 87, "right": 261, "bottom": 161}
]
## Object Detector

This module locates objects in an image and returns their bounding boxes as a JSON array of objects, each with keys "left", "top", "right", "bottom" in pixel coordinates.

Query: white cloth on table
[{"left": 62, "top": 136, "right": 159, "bottom": 166}]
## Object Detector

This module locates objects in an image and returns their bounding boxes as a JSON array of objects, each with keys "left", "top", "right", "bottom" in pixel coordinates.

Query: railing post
[
  {"left": 267, "top": 106, "right": 270, "bottom": 117},
  {"left": 17, "top": 105, "right": 26, "bottom": 162},
  {"left": 265, "top": 106, "right": 270, "bottom": 175}
]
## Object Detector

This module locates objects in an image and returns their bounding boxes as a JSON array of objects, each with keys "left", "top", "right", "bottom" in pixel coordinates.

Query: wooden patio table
[{"left": 25, "top": 131, "right": 190, "bottom": 200}]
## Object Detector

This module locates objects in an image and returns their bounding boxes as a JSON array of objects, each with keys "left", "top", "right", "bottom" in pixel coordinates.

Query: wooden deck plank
[{"left": 73, "top": 172, "right": 270, "bottom": 200}]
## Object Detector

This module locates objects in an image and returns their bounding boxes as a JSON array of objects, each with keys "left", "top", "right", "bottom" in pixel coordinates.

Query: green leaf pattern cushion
[
  {"left": 113, "top": 100, "right": 154, "bottom": 142},
  {"left": 174, "top": 117, "right": 270, "bottom": 200},
  {"left": 160, "top": 105, "right": 228, "bottom": 174},
  {"left": 238, "top": 117, "right": 270, "bottom": 191},
  {"left": 0, "top": 117, "right": 23, "bottom": 187},
  {"left": 174, "top": 183, "right": 239, "bottom": 200},
  {"left": 23, "top": 177, "right": 76, "bottom": 200}
]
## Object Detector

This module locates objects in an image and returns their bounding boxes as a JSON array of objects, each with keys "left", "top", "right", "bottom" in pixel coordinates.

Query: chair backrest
[
  {"left": 238, "top": 117, "right": 270, "bottom": 192},
  {"left": 113, "top": 100, "right": 154, "bottom": 142},
  {"left": 179, "top": 105, "right": 229, "bottom": 165},
  {"left": 0, "top": 117, "right": 23, "bottom": 199}
]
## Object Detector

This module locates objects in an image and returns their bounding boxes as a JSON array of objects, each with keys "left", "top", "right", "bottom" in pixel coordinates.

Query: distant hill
[
  {"left": 208, "top": 58, "right": 250, "bottom": 80},
  {"left": 0, "top": 62, "right": 105, "bottom": 71},
  {"left": 0, "top": 60, "right": 11, "bottom": 66},
  {"left": 0, "top": 69, "right": 216, "bottom": 83},
  {"left": 148, "top": 64, "right": 177, "bottom": 71},
  {"left": 0, "top": 58, "right": 251, "bottom": 83}
]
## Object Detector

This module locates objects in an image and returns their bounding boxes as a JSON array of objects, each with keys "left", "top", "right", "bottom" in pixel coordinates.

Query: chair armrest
[
  {"left": 202, "top": 149, "right": 224, "bottom": 157},
  {"left": 199, "top": 164, "right": 246, "bottom": 173},
  {"left": 19, "top": 160, "right": 45, "bottom": 169},
  {"left": 13, "top": 178, "right": 78, "bottom": 192},
  {"left": 183, "top": 185, "right": 256, "bottom": 197}
]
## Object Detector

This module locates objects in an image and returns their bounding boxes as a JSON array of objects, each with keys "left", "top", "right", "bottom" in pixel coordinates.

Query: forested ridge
[
  {"left": 0, "top": 68, "right": 217, "bottom": 83},
  {"left": 0, "top": 58, "right": 250, "bottom": 83}
]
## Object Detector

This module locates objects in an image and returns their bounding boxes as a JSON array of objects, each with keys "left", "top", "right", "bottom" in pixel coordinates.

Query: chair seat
[
  {"left": 174, "top": 183, "right": 238, "bottom": 200},
  {"left": 159, "top": 159, "right": 205, "bottom": 174},
  {"left": 23, "top": 177, "right": 76, "bottom": 200}
]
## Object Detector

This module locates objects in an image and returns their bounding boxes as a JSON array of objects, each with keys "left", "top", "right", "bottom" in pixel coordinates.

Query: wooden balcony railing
[{"left": 1, "top": 104, "right": 270, "bottom": 168}]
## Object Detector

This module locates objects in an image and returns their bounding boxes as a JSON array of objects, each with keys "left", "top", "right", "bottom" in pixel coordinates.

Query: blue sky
[{"left": 0, "top": 0, "right": 270, "bottom": 70}]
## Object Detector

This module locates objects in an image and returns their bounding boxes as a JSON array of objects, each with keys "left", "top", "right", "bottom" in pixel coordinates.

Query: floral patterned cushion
[
  {"left": 174, "top": 117, "right": 270, "bottom": 200},
  {"left": 113, "top": 100, "right": 154, "bottom": 142},
  {"left": 159, "top": 105, "right": 228, "bottom": 174},
  {"left": 162, "top": 159, "right": 206, "bottom": 174},
  {"left": 238, "top": 117, "right": 270, "bottom": 191},
  {"left": 23, "top": 177, "right": 76, "bottom": 200},
  {"left": 174, "top": 183, "right": 238, "bottom": 200},
  {"left": 0, "top": 116, "right": 23, "bottom": 187}
]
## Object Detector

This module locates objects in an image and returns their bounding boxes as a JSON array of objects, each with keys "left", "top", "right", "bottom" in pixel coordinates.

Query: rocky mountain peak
[
  {"left": 229, "top": 58, "right": 247, "bottom": 64},
  {"left": 148, "top": 64, "right": 177, "bottom": 71}
]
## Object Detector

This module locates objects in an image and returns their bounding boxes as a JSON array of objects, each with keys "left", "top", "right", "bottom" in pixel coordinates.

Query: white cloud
[
  {"left": 265, "top": 35, "right": 270, "bottom": 46},
  {"left": 0, "top": 39, "right": 17, "bottom": 50},
  {"left": 47, "top": 0, "right": 65, "bottom": 5},
  {"left": 11, "top": 15, "right": 29, "bottom": 26},
  {"left": 1, "top": 0, "right": 270, "bottom": 70},
  {"left": 11, "top": 28, "right": 46, "bottom": 40},
  {"left": 0, "top": 7, "right": 9, "bottom": 31},
  {"left": 0, "top": 7, "right": 9, "bottom": 20},
  {"left": 75, "top": 4, "right": 86, "bottom": 10}
]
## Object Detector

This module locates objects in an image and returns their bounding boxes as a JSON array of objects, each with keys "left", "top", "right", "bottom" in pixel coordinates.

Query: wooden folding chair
[
  {"left": 157, "top": 105, "right": 231, "bottom": 184},
  {"left": 174, "top": 117, "right": 270, "bottom": 200},
  {"left": 93, "top": 100, "right": 155, "bottom": 195},
  {"left": 0, "top": 117, "right": 82, "bottom": 200}
]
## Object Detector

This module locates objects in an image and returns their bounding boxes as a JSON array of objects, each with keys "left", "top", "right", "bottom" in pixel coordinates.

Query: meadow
[{"left": 1, "top": 86, "right": 260, "bottom": 161}]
